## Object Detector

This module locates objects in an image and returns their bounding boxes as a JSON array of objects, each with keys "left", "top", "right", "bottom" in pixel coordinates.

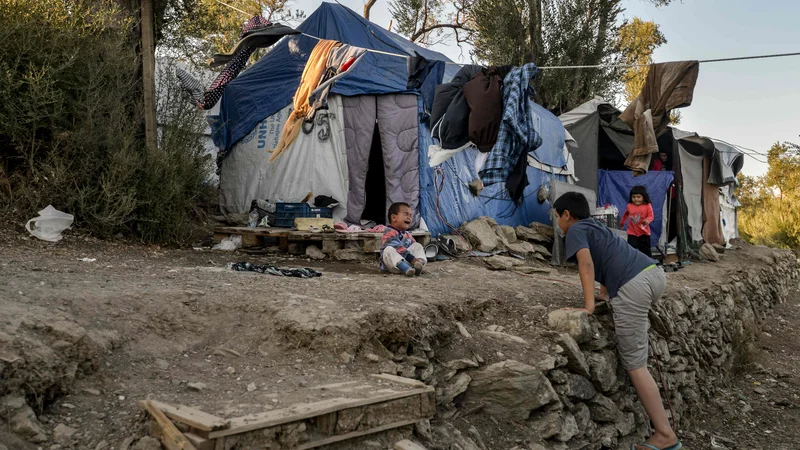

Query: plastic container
[
  {"left": 25, "top": 205, "right": 74, "bottom": 242},
  {"left": 272, "top": 203, "right": 333, "bottom": 228}
]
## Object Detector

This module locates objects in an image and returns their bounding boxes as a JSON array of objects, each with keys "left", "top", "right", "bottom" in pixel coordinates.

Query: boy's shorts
[{"left": 611, "top": 265, "right": 666, "bottom": 370}]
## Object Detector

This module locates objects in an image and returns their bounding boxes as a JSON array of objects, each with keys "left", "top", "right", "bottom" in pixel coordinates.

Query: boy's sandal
[{"left": 632, "top": 442, "right": 682, "bottom": 450}]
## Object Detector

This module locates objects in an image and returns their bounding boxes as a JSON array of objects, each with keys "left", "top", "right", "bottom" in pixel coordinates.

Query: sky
[{"left": 293, "top": 0, "right": 800, "bottom": 176}]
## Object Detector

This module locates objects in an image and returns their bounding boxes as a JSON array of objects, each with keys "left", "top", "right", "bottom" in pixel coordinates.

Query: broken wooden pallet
[
  {"left": 213, "top": 226, "right": 431, "bottom": 253},
  {"left": 139, "top": 374, "right": 435, "bottom": 450}
]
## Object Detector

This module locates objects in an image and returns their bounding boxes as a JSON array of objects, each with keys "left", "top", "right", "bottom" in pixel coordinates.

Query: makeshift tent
[
  {"left": 215, "top": 2, "right": 572, "bottom": 236},
  {"left": 559, "top": 99, "right": 745, "bottom": 259}
]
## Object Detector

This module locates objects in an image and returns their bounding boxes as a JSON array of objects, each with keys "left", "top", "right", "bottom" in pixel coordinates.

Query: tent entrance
[{"left": 361, "top": 122, "right": 387, "bottom": 225}]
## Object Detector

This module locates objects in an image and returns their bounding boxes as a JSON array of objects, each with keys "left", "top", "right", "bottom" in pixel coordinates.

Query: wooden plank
[
  {"left": 295, "top": 218, "right": 334, "bottom": 231},
  {"left": 395, "top": 439, "right": 429, "bottom": 450},
  {"left": 208, "top": 388, "right": 432, "bottom": 439},
  {"left": 362, "top": 238, "right": 382, "bottom": 253},
  {"left": 140, "top": 400, "right": 198, "bottom": 450},
  {"left": 370, "top": 374, "right": 427, "bottom": 388},
  {"left": 213, "top": 437, "right": 225, "bottom": 450},
  {"left": 184, "top": 432, "right": 215, "bottom": 450},
  {"left": 149, "top": 400, "right": 230, "bottom": 432},
  {"left": 315, "top": 412, "right": 338, "bottom": 435},
  {"left": 296, "top": 419, "right": 418, "bottom": 450}
]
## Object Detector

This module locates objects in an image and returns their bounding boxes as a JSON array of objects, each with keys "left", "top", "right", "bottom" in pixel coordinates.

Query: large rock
[
  {"left": 432, "top": 424, "right": 482, "bottom": 450},
  {"left": 498, "top": 225, "right": 518, "bottom": 244},
  {"left": 468, "top": 360, "right": 560, "bottom": 421},
  {"left": 305, "top": 245, "right": 326, "bottom": 260},
  {"left": 530, "top": 411, "right": 579, "bottom": 442},
  {"left": 505, "top": 241, "right": 536, "bottom": 257},
  {"left": 530, "top": 243, "right": 552, "bottom": 258},
  {"left": 699, "top": 242, "right": 720, "bottom": 262},
  {"left": 589, "top": 393, "right": 620, "bottom": 422},
  {"left": 555, "top": 374, "right": 597, "bottom": 400},
  {"left": 554, "top": 333, "right": 591, "bottom": 377},
  {"left": 462, "top": 217, "right": 499, "bottom": 252},
  {"left": 52, "top": 423, "right": 77, "bottom": 444},
  {"left": 438, "top": 373, "right": 471, "bottom": 405},
  {"left": 588, "top": 352, "right": 618, "bottom": 393},
  {"left": 132, "top": 437, "right": 163, "bottom": 450},
  {"left": 484, "top": 255, "right": 525, "bottom": 271},
  {"left": 9, "top": 406, "right": 47, "bottom": 443},
  {"left": 528, "top": 222, "right": 555, "bottom": 242},
  {"left": 547, "top": 310, "right": 592, "bottom": 344},
  {"left": 571, "top": 403, "right": 591, "bottom": 435},
  {"left": 515, "top": 226, "right": 551, "bottom": 244}
]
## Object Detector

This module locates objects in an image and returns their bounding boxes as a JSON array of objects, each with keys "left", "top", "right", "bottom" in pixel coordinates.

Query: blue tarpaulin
[
  {"left": 528, "top": 101, "right": 567, "bottom": 168},
  {"left": 419, "top": 98, "right": 563, "bottom": 236},
  {"left": 597, "top": 170, "right": 674, "bottom": 247},
  {"left": 211, "top": 2, "right": 456, "bottom": 151}
]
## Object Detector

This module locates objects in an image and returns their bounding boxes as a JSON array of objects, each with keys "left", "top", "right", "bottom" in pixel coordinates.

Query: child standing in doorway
[
  {"left": 380, "top": 202, "right": 426, "bottom": 277},
  {"left": 621, "top": 186, "right": 655, "bottom": 258}
]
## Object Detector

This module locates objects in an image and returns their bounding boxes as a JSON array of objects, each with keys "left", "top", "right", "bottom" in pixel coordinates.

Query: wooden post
[{"left": 141, "top": 0, "right": 158, "bottom": 150}]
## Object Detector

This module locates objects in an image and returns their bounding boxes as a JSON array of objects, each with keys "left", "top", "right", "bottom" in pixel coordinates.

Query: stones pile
[
  {"left": 460, "top": 216, "right": 554, "bottom": 268},
  {"left": 378, "top": 249, "right": 798, "bottom": 450}
]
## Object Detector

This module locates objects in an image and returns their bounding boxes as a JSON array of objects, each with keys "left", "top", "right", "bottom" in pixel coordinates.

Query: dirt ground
[{"left": 0, "top": 225, "right": 798, "bottom": 449}]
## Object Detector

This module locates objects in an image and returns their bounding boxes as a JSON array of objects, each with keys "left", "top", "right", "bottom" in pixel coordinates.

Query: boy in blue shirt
[
  {"left": 553, "top": 192, "right": 681, "bottom": 450},
  {"left": 380, "top": 203, "right": 426, "bottom": 277}
]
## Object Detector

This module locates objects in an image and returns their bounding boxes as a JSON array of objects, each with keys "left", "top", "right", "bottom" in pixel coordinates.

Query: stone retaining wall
[{"left": 400, "top": 249, "right": 798, "bottom": 450}]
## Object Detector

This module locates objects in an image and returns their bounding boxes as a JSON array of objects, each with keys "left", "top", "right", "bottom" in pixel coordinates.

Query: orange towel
[{"left": 270, "top": 39, "right": 341, "bottom": 162}]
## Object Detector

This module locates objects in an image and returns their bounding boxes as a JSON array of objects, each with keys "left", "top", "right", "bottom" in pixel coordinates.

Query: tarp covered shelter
[
  {"left": 559, "top": 98, "right": 745, "bottom": 259},
  {"left": 213, "top": 2, "right": 572, "bottom": 235}
]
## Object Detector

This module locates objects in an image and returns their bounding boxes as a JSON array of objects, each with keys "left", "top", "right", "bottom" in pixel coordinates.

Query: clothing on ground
[
  {"left": 383, "top": 243, "right": 427, "bottom": 274},
  {"left": 627, "top": 234, "right": 652, "bottom": 258},
  {"left": 229, "top": 261, "right": 322, "bottom": 278},
  {"left": 621, "top": 203, "right": 654, "bottom": 237},
  {"left": 380, "top": 226, "right": 418, "bottom": 271},
  {"left": 565, "top": 218, "right": 655, "bottom": 299},
  {"left": 479, "top": 63, "right": 543, "bottom": 188},
  {"left": 611, "top": 266, "right": 666, "bottom": 370},
  {"left": 271, "top": 39, "right": 342, "bottom": 161},
  {"left": 619, "top": 61, "right": 699, "bottom": 175}
]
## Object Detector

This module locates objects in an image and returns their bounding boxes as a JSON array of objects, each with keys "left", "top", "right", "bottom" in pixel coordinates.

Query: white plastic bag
[
  {"left": 213, "top": 234, "right": 242, "bottom": 251},
  {"left": 25, "top": 205, "right": 74, "bottom": 242}
]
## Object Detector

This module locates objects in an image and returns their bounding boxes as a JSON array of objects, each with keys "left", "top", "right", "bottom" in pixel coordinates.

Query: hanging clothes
[
  {"left": 271, "top": 39, "right": 342, "bottom": 162},
  {"left": 429, "top": 65, "right": 482, "bottom": 150},
  {"left": 176, "top": 17, "right": 299, "bottom": 111},
  {"left": 462, "top": 66, "right": 513, "bottom": 152},
  {"left": 479, "top": 63, "right": 542, "bottom": 193},
  {"left": 620, "top": 61, "right": 699, "bottom": 175},
  {"left": 307, "top": 45, "right": 367, "bottom": 118}
]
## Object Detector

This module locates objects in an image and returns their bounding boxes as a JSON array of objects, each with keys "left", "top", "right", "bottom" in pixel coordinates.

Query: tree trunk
[{"left": 364, "top": 0, "right": 377, "bottom": 20}]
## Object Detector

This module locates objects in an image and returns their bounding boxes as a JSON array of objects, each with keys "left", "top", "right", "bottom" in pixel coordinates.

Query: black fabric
[
  {"left": 314, "top": 195, "right": 340, "bottom": 209},
  {"left": 627, "top": 234, "right": 652, "bottom": 258},
  {"left": 406, "top": 55, "right": 444, "bottom": 115},
  {"left": 229, "top": 262, "right": 322, "bottom": 278},
  {"left": 210, "top": 24, "right": 300, "bottom": 68},
  {"left": 507, "top": 145, "right": 529, "bottom": 203},
  {"left": 429, "top": 65, "right": 483, "bottom": 150},
  {"left": 462, "top": 65, "right": 513, "bottom": 152}
]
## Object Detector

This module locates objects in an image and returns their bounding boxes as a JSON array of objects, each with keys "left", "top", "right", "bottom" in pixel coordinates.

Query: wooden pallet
[
  {"left": 139, "top": 374, "right": 435, "bottom": 450},
  {"left": 213, "top": 226, "right": 431, "bottom": 254}
]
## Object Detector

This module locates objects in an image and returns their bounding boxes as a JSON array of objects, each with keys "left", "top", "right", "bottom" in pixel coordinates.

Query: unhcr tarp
[{"left": 210, "top": 3, "right": 458, "bottom": 151}]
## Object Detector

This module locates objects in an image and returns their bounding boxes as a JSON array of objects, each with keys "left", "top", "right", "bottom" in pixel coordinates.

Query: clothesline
[{"left": 212, "top": 1, "right": 800, "bottom": 69}]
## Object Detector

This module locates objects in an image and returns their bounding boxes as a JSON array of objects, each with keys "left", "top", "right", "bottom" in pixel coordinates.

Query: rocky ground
[{"left": 0, "top": 222, "right": 798, "bottom": 450}]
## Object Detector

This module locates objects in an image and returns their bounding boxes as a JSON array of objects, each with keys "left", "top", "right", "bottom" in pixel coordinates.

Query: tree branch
[
  {"left": 364, "top": 0, "right": 377, "bottom": 20},
  {"left": 410, "top": 23, "right": 472, "bottom": 42}
]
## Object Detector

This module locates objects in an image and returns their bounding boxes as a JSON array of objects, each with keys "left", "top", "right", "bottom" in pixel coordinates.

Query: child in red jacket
[{"left": 620, "top": 185, "right": 655, "bottom": 257}]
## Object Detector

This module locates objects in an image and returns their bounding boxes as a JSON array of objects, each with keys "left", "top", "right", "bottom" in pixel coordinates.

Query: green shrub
[{"left": 0, "top": 0, "right": 212, "bottom": 244}]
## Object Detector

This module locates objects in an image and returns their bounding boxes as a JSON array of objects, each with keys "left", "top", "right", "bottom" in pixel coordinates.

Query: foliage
[
  {"left": 619, "top": 17, "right": 665, "bottom": 103},
  {"left": 0, "top": 0, "right": 213, "bottom": 245},
  {"left": 737, "top": 142, "right": 800, "bottom": 249},
  {"left": 159, "top": 0, "right": 304, "bottom": 63}
]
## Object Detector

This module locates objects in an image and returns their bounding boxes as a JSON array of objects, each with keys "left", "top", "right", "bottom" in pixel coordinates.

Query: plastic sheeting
[
  {"left": 528, "top": 101, "right": 567, "bottom": 168},
  {"left": 218, "top": 96, "right": 349, "bottom": 222},
  {"left": 419, "top": 99, "right": 563, "bottom": 236},
  {"left": 679, "top": 145, "right": 704, "bottom": 243},
  {"left": 211, "top": 3, "right": 454, "bottom": 151},
  {"left": 597, "top": 170, "right": 674, "bottom": 248}
]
